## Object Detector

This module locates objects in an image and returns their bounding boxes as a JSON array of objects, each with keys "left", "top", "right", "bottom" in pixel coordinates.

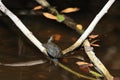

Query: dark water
[{"left": 0, "top": 11, "right": 120, "bottom": 80}]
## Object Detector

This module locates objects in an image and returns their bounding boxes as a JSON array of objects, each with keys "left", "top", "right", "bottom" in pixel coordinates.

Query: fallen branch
[
  {"left": 83, "top": 40, "right": 113, "bottom": 80},
  {"left": 0, "top": 0, "right": 48, "bottom": 56}
]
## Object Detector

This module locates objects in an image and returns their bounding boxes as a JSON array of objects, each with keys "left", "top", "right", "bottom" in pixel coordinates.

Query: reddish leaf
[
  {"left": 53, "top": 34, "right": 61, "bottom": 41},
  {"left": 62, "top": 58, "right": 69, "bottom": 63},
  {"left": 79, "top": 66, "right": 90, "bottom": 73}
]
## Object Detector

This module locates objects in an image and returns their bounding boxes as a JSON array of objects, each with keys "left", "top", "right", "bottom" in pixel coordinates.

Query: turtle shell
[{"left": 43, "top": 42, "right": 62, "bottom": 58}]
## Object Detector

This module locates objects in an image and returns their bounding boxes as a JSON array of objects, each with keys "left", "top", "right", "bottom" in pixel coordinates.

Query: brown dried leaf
[
  {"left": 33, "top": 5, "right": 43, "bottom": 10},
  {"left": 91, "top": 43, "right": 100, "bottom": 47},
  {"left": 38, "top": 74, "right": 46, "bottom": 79},
  {"left": 61, "top": 7, "right": 80, "bottom": 13},
  {"left": 76, "top": 61, "right": 90, "bottom": 73},
  {"left": 90, "top": 40, "right": 100, "bottom": 47},
  {"left": 42, "top": 12, "right": 57, "bottom": 20},
  {"left": 53, "top": 34, "right": 61, "bottom": 41},
  {"left": 71, "top": 37, "right": 77, "bottom": 42},
  {"left": 76, "top": 61, "right": 93, "bottom": 67},
  {"left": 62, "top": 58, "right": 68, "bottom": 63},
  {"left": 79, "top": 66, "right": 90, "bottom": 73},
  {"left": 89, "top": 34, "right": 99, "bottom": 39}
]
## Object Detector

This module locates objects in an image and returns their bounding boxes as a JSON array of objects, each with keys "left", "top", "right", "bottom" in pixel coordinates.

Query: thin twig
[
  {"left": 62, "top": 0, "right": 116, "bottom": 54},
  {"left": 83, "top": 40, "right": 113, "bottom": 80},
  {"left": 0, "top": 1, "right": 48, "bottom": 56}
]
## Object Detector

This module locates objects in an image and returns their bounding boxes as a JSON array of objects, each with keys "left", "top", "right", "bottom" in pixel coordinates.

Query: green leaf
[
  {"left": 56, "top": 14, "right": 65, "bottom": 22},
  {"left": 90, "top": 70, "right": 103, "bottom": 77}
]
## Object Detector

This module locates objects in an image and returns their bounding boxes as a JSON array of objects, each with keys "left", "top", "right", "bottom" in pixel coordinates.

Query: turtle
[{"left": 43, "top": 36, "right": 63, "bottom": 60}]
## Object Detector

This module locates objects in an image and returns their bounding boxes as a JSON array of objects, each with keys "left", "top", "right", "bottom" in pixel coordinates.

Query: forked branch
[{"left": 63, "top": 0, "right": 116, "bottom": 54}]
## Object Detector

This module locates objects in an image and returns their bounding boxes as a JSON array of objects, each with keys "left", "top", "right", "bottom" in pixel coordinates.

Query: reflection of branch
[
  {"left": 0, "top": 60, "right": 47, "bottom": 67},
  {"left": 0, "top": 1, "right": 48, "bottom": 56},
  {"left": 63, "top": 0, "right": 116, "bottom": 54},
  {"left": 83, "top": 40, "right": 113, "bottom": 80}
]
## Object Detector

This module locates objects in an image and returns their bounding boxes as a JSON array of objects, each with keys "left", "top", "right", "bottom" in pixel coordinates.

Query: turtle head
[{"left": 47, "top": 36, "right": 54, "bottom": 43}]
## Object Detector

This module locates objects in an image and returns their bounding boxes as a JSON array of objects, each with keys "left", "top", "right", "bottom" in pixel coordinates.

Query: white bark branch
[
  {"left": 62, "top": 0, "right": 115, "bottom": 54},
  {"left": 83, "top": 40, "right": 113, "bottom": 80},
  {"left": 0, "top": 1, "right": 48, "bottom": 56}
]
